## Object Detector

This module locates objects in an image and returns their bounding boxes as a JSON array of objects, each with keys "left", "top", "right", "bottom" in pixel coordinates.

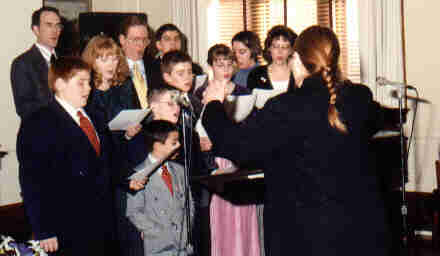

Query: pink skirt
[{"left": 210, "top": 157, "right": 261, "bottom": 256}]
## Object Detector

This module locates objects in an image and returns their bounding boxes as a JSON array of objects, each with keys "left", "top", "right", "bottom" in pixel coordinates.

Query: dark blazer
[
  {"left": 10, "top": 45, "right": 54, "bottom": 120},
  {"left": 85, "top": 80, "right": 145, "bottom": 256},
  {"left": 85, "top": 79, "right": 152, "bottom": 188},
  {"left": 202, "top": 76, "right": 390, "bottom": 256},
  {"left": 246, "top": 65, "right": 296, "bottom": 92},
  {"left": 16, "top": 100, "right": 114, "bottom": 255}
]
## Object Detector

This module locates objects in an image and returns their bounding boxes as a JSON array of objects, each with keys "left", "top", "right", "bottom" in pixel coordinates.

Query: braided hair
[{"left": 293, "top": 25, "right": 347, "bottom": 133}]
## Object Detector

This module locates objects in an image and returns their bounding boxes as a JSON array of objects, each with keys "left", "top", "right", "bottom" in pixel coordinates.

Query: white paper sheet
[
  {"left": 108, "top": 108, "right": 151, "bottom": 131},
  {"left": 224, "top": 94, "right": 256, "bottom": 122},
  {"left": 195, "top": 74, "right": 208, "bottom": 92},
  {"left": 195, "top": 94, "right": 256, "bottom": 139},
  {"left": 129, "top": 147, "right": 178, "bottom": 180},
  {"left": 253, "top": 88, "right": 286, "bottom": 109}
]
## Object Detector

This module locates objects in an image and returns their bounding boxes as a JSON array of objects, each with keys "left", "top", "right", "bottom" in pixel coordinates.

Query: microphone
[
  {"left": 170, "top": 90, "right": 191, "bottom": 108},
  {"left": 177, "top": 92, "right": 191, "bottom": 108},
  {"left": 376, "top": 77, "right": 415, "bottom": 90}
]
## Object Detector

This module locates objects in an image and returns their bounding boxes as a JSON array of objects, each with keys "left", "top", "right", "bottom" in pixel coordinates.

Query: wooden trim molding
[{"left": 0, "top": 202, "right": 32, "bottom": 241}]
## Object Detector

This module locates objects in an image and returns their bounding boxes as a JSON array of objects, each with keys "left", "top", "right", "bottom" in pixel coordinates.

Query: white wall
[
  {"left": 0, "top": 0, "right": 41, "bottom": 206},
  {"left": 404, "top": 1, "right": 440, "bottom": 192}
]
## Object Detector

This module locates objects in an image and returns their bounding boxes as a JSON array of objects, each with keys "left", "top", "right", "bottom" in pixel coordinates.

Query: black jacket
[
  {"left": 10, "top": 45, "right": 54, "bottom": 119},
  {"left": 203, "top": 76, "right": 390, "bottom": 256},
  {"left": 247, "top": 65, "right": 296, "bottom": 92}
]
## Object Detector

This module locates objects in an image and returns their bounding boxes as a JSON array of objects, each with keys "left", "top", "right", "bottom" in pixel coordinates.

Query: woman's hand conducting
[{"left": 202, "top": 79, "right": 227, "bottom": 105}]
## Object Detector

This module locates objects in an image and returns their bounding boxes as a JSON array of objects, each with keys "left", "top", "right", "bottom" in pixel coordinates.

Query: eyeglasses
[
  {"left": 157, "top": 101, "right": 179, "bottom": 107},
  {"left": 127, "top": 37, "right": 150, "bottom": 45}
]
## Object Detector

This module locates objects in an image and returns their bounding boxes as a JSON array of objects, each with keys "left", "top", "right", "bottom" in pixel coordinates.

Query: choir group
[{"left": 10, "top": 6, "right": 391, "bottom": 256}]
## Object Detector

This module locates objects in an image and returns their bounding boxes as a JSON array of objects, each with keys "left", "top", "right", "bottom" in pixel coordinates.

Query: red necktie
[
  {"left": 77, "top": 111, "right": 100, "bottom": 156},
  {"left": 162, "top": 164, "right": 173, "bottom": 195}
]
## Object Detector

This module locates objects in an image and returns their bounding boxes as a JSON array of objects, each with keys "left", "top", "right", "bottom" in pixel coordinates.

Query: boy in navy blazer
[{"left": 17, "top": 57, "right": 114, "bottom": 256}]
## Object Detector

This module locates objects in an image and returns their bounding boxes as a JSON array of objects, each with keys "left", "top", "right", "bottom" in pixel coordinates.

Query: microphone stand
[
  {"left": 180, "top": 107, "right": 193, "bottom": 252},
  {"left": 396, "top": 86, "right": 409, "bottom": 254}
]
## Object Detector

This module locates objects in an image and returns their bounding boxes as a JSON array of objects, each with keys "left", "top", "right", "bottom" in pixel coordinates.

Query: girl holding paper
[
  {"left": 247, "top": 25, "right": 297, "bottom": 109},
  {"left": 82, "top": 34, "right": 144, "bottom": 256},
  {"left": 196, "top": 44, "right": 260, "bottom": 256}
]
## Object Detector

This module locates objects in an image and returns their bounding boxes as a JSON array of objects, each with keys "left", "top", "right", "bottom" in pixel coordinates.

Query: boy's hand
[
  {"left": 200, "top": 137, "right": 212, "bottom": 151},
  {"left": 125, "top": 124, "right": 142, "bottom": 138},
  {"left": 129, "top": 178, "right": 148, "bottom": 190}
]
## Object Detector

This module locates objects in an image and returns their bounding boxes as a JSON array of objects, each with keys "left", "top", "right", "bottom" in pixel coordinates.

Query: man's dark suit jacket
[
  {"left": 16, "top": 100, "right": 114, "bottom": 255},
  {"left": 11, "top": 45, "right": 54, "bottom": 120}
]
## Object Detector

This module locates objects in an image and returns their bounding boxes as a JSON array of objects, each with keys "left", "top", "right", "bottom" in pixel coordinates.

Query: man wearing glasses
[
  {"left": 11, "top": 6, "right": 63, "bottom": 120},
  {"left": 116, "top": 15, "right": 151, "bottom": 256},
  {"left": 119, "top": 15, "right": 151, "bottom": 109}
]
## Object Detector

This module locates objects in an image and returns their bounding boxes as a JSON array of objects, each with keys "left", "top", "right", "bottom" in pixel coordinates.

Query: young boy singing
[{"left": 126, "top": 120, "right": 194, "bottom": 256}]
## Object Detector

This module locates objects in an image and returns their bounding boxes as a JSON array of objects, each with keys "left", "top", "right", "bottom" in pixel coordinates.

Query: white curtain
[
  {"left": 358, "top": 0, "right": 427, "bottom": 192},
  {"left": 171, "top": 0, "right": 205, "bottom": 67},
  {"left": 358, "top": 0, "right": 404, "bottom": 107}
]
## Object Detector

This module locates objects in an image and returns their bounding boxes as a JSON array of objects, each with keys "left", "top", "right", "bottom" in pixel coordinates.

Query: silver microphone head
[
  {"left": 170, "top": 90, "right": 190, "bottom": 107},
  {"left": 376, "top": 76, "right": 388, "bottom": 86},
  {"left": 177, "top": 92, "right": 191, "bottom": 108}
]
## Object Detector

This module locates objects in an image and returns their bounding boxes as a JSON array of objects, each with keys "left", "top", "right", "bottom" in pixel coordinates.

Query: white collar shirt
[
  {"left": 35, "top": 43, "right": 56, "bottom": 66},
  {"left": 126, "top": 58, "right": 146, "bottom": 80}
]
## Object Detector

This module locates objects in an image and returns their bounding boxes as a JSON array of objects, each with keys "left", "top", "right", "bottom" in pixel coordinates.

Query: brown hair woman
[{"left": 201, "top": 25, "right": 389, "bottom": 256}]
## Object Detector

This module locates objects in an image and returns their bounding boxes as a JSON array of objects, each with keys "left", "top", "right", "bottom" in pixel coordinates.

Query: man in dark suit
[
  {"left": 17, "top": 57, "right": 114, "bottom": 256},
  {"left": 10, "top": 6, "right": 62, "bottom": 120},
  {"left": 119, "top": 15, "right": 151, "bottom": 110},
  {"left": 115, "top": 15, "right": 152, "bottom": 256}
]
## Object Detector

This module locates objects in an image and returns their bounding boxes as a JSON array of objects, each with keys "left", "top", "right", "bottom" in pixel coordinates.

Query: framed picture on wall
[
  {"left": 42, "top": 0, "right": 92, "bottom": 56},
  {"left": 43, "top": 0, "right": 92, "bottom": 20}
]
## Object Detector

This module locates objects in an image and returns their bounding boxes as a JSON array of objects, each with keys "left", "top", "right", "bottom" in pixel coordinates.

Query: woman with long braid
[{"left": 201, "top": 25, "right": 389, "bottom": 256}]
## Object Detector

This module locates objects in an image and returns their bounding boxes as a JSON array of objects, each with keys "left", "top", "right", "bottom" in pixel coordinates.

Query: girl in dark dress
[
  {"left": 231, "top": 30, "right": 267, "bottom": 255},
  {"left": 202, "top": 26, "right": 390, "bottom": 256},
  {"left": 231, "top": 31, "right": 262, "bottom": 89},
  {"left": 246, "top": 25, "right": 297, "bottom": 109},
  {"left": 82, "top": 35, "right": 144, "bottom": 256},
  {"left": 195, "top": 44, "right": 260, "bottom": 256}
]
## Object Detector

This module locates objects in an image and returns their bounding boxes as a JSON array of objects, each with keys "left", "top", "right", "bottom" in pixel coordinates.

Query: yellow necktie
[{"left": 133, "top": 63, "right": 148, "bottom": 109}]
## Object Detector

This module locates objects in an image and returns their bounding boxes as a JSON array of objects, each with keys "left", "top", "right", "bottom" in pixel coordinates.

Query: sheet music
[
  {"left": 195, "top": 106, "right": 208, "bottom": 138},
  {"left": 129, "top": 157, "right": 164, "bottom": 181},
  {"left": 195, "top": 94, "right": 256, "bottom": 139},
  {"left": 253, "top": 88, "right": 286, "bottom": 109},
  {"left": 108, "top": 108, "right": 151, "bottom": 131},
  {"left": 129, "top": 148, "right": 178, "bottom": 180},
  {"left": 224, "top": 94, "right": 256, "bottom": 122},
  {"left": 194, "top": 74, "right": 208, "bottom": 92}
]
